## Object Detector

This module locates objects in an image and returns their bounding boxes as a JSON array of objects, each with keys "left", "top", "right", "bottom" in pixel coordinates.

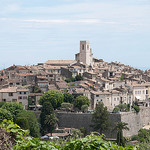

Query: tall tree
[
  {"left": 114, "top": 122, "right": 129, "bottom": 147},
  {"left": 40, "top": 102, "right": 57, "bottom": 135},
  {"left": 44, "top": 114, "right": 58, "bottom": 136},
  {"left": 39, "top": 90, "right": 64, "bottom": 109},
  {"left": 91, "top": 102, "right": 109, "bottom": 134}
]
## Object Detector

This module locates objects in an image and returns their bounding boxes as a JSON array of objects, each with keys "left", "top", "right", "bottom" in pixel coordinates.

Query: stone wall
[
  {"left": 57, "top": 107, "right": 150, "bottom": 138},
  {"left": 121, "top": 107, "right": 150, "bottom": 137},
  {"left": 57, "top": 112, "right": 121, "bottom": 138}
]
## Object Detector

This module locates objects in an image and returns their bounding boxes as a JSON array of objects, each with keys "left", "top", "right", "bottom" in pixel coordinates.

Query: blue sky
[{"left": 0, "top": 0, "right": 150, "bottom": 70}]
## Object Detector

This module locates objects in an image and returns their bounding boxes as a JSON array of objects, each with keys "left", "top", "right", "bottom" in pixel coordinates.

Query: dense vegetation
[
  {"left": 0, "top": 119, "right": 137, "bottom": 150},
  {"left": 0, "top": 102, "right": 40, "bottom": 138},
  {"left": 39, "top": 90, "right": 64, "bottom": 109}
]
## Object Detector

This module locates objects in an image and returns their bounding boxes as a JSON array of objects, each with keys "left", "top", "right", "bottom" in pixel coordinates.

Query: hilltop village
[{"left": 0, "top": 41, "right": 150, "bottom": 112}]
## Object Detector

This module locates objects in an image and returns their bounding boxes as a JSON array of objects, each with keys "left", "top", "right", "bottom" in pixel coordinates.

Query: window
[
  {"left": 24, "top": 92, "right": 26, "bottom": 94},
  {"left": 23, "top": 96, "right": 27, "bottom": 99},
  {"left": 96, "top": 95, "right": 99, "bottom": 97},
  {"left": 114, "top": 98, "right": 116, "bottom": 101},
  {"left": 2, "top": 99, "right": 6, "bottom": 102},
  {"left": 9, "top": 93, "right": 13, "bottom": 96},
  {"left": 87, "top": 45, "right": 89, "bottom": 50},
  {"left": 146, "top": 90, "right": 148, "bottom": 94},
  {"left": 18, "top": 96, "right": 22, "bottom": 99},
  {"left": 82, "top": 44, "right": 84, "bottom": 50}
]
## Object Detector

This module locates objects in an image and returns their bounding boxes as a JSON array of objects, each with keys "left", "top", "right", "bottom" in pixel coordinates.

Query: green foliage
[
  {"left": 39, "top": 90, "right": 64, "bottom": 109},
  {"left": 120, "top": 74, "right": 124, "bottom": 81},
  {"left": 32, "top": 86, "right": 43, "bottom": 93},
  {"left": 71, "top": 128, "right": 83, "bottom": 139},
  {"left": 61, "top": 102, "right": 73, "bottom": 111},
  {"left": 74, "top": 95, "right": 90, "bottom": 110},
  {"left": 133, "top": 105, "right": 140, "bottom": 113},
  {"left": 63, "top": 93, "right": 74, "bottom": 103},
  {"left": 114, "top": 122, "right": 129, "bottom": 147},
  {"left": 138, "top": 143, "right": 150, "bottom": 150},
  {"left": 81, "top": 104, "right": 88, "bottom": 113},
  {"left": 91, "top": 102, "right": 110, "bottom": 134},
  {"left": 40, "top": 102, "right": 57, "bottom": 136},
  {"left": 44, "top": 113, "right": 58, "bottom": 136},
  {"left": 2, "top": 102, "right": 24, "bottom": 121},
  {"left": 28, "top": 96, "right": 33, "bottom": 106},
  {"left": 16, "top": 110, "right": 40, "bottom": 137},
  {"left": 80, "top": 127, "right": 87, "bottom": 137},
  {"left": 0, "top": 120, "right": 56, "bottom": 150},
  {"left": 137, "top": 129, "right": 150, "bottom": 143},
  {"left": 63, "top": 134, "right": 137, "bottom": 150},
  {"left": 113, "top": 104, "right": 130, "bottom": 112},
  {"left": 0, "top": 120, "right": 137, "bottom": 150},
  {"left": 65, "top": 74, "right": 83, "bottom": 83},
  {"left": 0, "top": 108, "right": 13, "bottom": 122},
  {"left": 0, "top": 101, "right": 5, "bottom": 108},
  {"left": 75, "top": 73, "right": 83, "bottom": 81},
  {"left": 131, "top": 135, "right": 139, "bottom": 141}
]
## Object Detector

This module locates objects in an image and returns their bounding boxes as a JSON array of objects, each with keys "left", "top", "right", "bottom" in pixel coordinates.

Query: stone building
[
  {"left": 75, "top": 41, "right": 93, "bottom": 67},
  {"left": 0, "top": 87, "right": 29, "bottom": 109}
]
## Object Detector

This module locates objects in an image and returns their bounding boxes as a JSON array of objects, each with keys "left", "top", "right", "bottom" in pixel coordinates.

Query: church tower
[{"left": 75, "top": 41, "right": 93, "bottom": 66}]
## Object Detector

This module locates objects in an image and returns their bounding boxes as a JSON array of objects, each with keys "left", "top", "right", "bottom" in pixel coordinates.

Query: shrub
[{"left": 133, "top": 105, "right": 140, "bottom": 113}]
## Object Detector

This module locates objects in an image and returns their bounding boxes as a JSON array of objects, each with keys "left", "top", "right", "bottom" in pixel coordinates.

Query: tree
[
  {"left": 44, "top": 113, "right": 58, "bottom": 136},
  {"left": 61, "top": 102, "right": 73, "bottom": 111},
  {"left": 39, "top": 90, "right": 64, "bottom": 109},
  {"left": 120, "top": 74, "right": 124, "bottom": 81},
  {"left": 75, "top": 74, "right": 83, "bottom": 81},
  {"left": 32, "top": 86, "right": 43, "bottom": 93},
  {"left": 72, "top": 128, "right": 83, "bottom": 138},
  {"left": 113, "top": 104, "right": 130, "bottom": 112},
  {"left": 91, "top": 102, "right": 109, "bottom": 134},
  {"left": 80, "top": 127, "right": 87, "bottom": 137},
  {"left": 16, "top": 110, "right": 40, "bottom": 137},
  {"left": 2, "top": 102, "right": 24, "bottom": 121},
  {"left": 137, "top": 129, "right": 150, "bottom": 143},
  {"left": 114, "top": 122, "right": 129, "bottom": 147},
  {"left": 0, "top": 108, "right": 13, "bottom": 122},
  {"left": 74, "top": 95, "right": 90, "bottom": 110},
  {"left": 63, "top": 93, "right": 74, "bottom": 103},
  {"left": 81, "top": 104, "right": 88, "bottom": 113},
  {"left": 40, "top": 102, "right": 57, "bottom": 135}
]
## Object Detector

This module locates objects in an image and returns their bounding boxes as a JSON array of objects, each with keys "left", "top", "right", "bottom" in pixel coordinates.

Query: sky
[{"left": 0, "top": 0, "right": 150, "bottom": 70}]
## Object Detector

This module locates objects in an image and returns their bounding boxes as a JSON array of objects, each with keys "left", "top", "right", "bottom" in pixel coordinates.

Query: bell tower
[{"left": 79, "top": 41, "right": 93, "bottom": 66}]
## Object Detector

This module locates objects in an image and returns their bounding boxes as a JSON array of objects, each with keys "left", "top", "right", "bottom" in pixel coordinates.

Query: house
[
  {"left": 132, "top": 83, "right": 150, "bottom": 101},
  {"left": 0, "top": 87, "right": 29, "bottom": 109}
]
